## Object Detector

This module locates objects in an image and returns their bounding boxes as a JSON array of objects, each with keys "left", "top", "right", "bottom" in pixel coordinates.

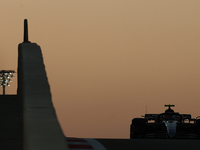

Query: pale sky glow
[{"left": 1, "top": 1, "right": 200, "bottom": 138}]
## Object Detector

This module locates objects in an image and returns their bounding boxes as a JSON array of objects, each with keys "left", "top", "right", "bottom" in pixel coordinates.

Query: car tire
[
  {"left": 130, "top": 118, "right": 146, "bottom": 139},
  {"left": 196, "top": 119, "right": 200, "bottom": 135}
]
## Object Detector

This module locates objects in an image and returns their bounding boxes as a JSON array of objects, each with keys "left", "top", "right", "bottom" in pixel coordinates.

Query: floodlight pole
[
  {"left": 3, "top": 85, "right": 5, "bottom": 95},
  {"left": 2, "top": 74, "right": 6, "bottom": 95}
]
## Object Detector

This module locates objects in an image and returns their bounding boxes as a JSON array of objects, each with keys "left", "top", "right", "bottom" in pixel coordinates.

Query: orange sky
[{"left": 1, "top": 1, "right": 200, "bottom": 138}]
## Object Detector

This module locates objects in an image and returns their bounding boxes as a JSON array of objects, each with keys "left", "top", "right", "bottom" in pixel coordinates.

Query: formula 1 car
[{"left": 130, "top": 105, "right": 200, "bottom": 139}]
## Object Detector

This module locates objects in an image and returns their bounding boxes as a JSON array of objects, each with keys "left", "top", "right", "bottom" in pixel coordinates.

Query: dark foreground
[
  {"left": 0, "top": 95, "right": 22, "bottom": 150},
  {"left": 97, "top": 139, "right": 200, "bottom": 150}
]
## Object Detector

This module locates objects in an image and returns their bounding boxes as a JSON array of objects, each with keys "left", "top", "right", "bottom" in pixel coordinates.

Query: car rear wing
[{"left": 145, "top": 114, "right": 158, "bottom": 120}]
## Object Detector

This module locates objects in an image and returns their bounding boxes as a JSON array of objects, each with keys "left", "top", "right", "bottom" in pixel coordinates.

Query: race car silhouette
[{"left": 130, "top": 105, "right": 200, "bottom": 139}]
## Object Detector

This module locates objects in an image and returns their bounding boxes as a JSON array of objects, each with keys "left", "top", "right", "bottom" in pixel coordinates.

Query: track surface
[
  {"left": 66, "top": 137, "right": 200, "bottom": 150},
  {"left": 97, "top": 139, "right": 200, "bottom": 150}
]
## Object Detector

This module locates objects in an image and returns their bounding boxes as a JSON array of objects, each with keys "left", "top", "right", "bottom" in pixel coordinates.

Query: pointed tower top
[{"left": 23, "top": 19, "right": 31, "bottom": 43}]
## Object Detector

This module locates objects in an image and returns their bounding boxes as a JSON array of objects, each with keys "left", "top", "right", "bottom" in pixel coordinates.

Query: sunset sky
[{"left": 1, "top": 1, "right": 200, "bottom": 138}]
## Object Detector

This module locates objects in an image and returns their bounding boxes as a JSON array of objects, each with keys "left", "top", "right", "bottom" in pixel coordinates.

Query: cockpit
[
  {"left": 145, "top": 105, "right": 192, "bottom": 123},
  {"left": 158, "top": 105, "right": 182, "bottom": 122},
  {"left": 158, "top": 113, "right": 182, "bottom": 122}
]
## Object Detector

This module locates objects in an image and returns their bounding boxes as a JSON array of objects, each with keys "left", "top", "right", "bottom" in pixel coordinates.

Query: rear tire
[
  {"left": 196, "top": 119, "right": 200, "bottom": 135},
  {"left": 130, "top": 118, "right": 146, "bottom": 139}
]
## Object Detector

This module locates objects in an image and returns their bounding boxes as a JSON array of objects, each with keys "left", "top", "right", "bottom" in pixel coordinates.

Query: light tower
[{"left": 0, "top": 70, "right": 16, "bottom": 95}]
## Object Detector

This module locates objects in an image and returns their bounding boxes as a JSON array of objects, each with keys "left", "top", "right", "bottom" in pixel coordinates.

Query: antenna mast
[
  {"left": 146, "top": 105, "right": 147, "bottom": 114},
  {"left": 23, "top": 19, "right": 31, "bottom": 43}
]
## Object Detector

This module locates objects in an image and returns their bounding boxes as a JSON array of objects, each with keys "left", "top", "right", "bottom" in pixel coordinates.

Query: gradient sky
[{"left": 1, "top": 1, "right": 200, "bottom": 138}]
